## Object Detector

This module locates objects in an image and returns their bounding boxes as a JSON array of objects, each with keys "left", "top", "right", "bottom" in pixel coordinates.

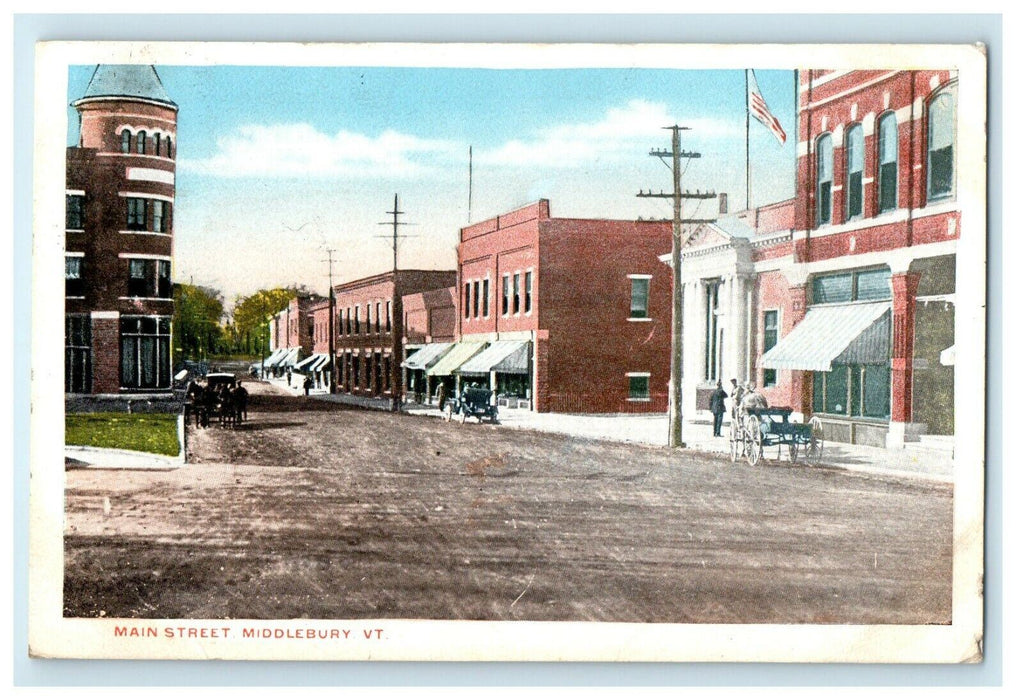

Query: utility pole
[
  {"left": 377, "top": 194, "right": 417, "bottom": 413},
  {"left": 322, "top": 247, "right": 337, "bottom": 394},
  {"left": 638, "top": 125, "right": 717, "bottom": 449}
]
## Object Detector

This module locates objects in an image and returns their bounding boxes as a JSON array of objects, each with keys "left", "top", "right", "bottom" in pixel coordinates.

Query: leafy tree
[
  {"left": 232, "top": 287, "right": 298, "bottom": 355},
  {"left": 173, "top": 284, "right": 225, "bottom": 363}
]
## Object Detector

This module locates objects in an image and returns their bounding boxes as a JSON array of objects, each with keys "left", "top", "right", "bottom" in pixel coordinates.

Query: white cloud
[
  {"left": 178, "top": 123, "right": 459, "bottom": 178},
  {"left": 479, "top": 99, "right": 739, "bottom": 169}
]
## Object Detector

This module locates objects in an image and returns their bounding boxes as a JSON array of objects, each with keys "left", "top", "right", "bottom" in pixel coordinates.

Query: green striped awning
[
  {"left": 760, "top": 302, "right": 891, "bottom": 372},
  {"left": 426, "top": 342, "right": 487, "bottom": 377}
]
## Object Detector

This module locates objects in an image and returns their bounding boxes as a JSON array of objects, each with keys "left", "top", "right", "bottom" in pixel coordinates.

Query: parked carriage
[
  {"left": 184, "top": 373, "right": 246, "bottom": 429},
  {"left": 729, "top": 406, "right": 823, "bottom": 466}
]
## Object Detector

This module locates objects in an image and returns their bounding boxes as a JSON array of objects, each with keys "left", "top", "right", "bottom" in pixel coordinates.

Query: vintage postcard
[{"left": 30, "top": 41, "right": 987, "bottom": 662}]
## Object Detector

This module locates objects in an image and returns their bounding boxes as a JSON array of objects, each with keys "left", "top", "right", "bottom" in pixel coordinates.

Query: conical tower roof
[{"left": 75, "top": 64, "right": 176, "bottom": 108}]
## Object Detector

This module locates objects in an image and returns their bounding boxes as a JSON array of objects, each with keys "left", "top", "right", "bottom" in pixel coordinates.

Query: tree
[
  {"left": 173, "top": 284, "right": 226, "bottom": 363},
  {"left": 232, "top": 287, "right": 298, "bottom": 355}
]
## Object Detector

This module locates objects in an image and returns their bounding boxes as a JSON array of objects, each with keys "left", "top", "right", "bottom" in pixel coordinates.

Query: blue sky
[{"left": 68, "top": 65, "right": 796, "bottom": 305}]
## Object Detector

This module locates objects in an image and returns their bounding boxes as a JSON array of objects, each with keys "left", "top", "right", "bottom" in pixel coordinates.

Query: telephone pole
[
  {"left": 322, "top": 247, "right": 337, "bottom": 394},
  {"left": 377, "top": 194, "right": 417, "bottom": 413},
  {"left": 637, "top": 125, "right": 717, "bottom": 449}
]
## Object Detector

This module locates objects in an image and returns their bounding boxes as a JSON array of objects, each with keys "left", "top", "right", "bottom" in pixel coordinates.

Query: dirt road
[{"left": 64, "top": 379, "right": 953, "bottom": 624}]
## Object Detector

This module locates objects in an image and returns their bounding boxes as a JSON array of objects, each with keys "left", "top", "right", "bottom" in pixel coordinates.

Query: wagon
[
  {"left": 448, "top": 387, "right": 499, "bottom": 424},
  {"left": 729, "top": 406, "right": 823, "bottom": 466}
]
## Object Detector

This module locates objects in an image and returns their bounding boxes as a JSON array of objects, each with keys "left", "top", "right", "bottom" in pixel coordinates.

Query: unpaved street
[{"left": 64, "top": 379, "right": 953, "bottom": 624}]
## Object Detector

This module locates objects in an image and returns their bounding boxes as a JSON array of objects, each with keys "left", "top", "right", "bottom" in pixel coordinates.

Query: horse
[{"left": 231, "top": 384, "right": 249, "bottom": 424}]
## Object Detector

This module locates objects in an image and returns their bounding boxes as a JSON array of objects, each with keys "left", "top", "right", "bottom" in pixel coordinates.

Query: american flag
[{"left": 747, "top": 69, "right": 787, "bottom": 146}]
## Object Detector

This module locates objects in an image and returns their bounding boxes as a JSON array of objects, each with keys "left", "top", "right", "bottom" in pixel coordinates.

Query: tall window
[
  {"left": 630, "top": 278, "right": 650, "bottom": 318},
  {"left": 121, "top": 129, "right": 131, "bottom": 154},
  {"left": 763, "top": 310, "right": 779, "bottom": 387},
  {"left": 928, "top": 89, "right": 956, "bottom": 201},
  {"left": 166, "top": 136, "right": 173, "bottom": 158},
  {"left": 502, "top": 275, "right": 510, "bottom": 315},
  {"left": 704, "top": 281, "right": 720, "bottom": 381},
  {"left": 877, "top": 112, "right": 899, "bottom": 213},
  {"left": 157, "top": 260, "right": 172, "bottom": 298},
  {"left": 375, "top": 302, "right": 381, "bottom": 333},
  {"left": 127, "top": 198, "right": 147, "bottom": 230},
  {"left": 136, "top": 130, "right": 147, "bottom": 155},
  {"left": 152, "top": 200, "right": 165, "bottom": 233},
  {"left": 464, "top": 282, "right": 471, "bottom": 319},
  {"left": 65, "top": 257, "right": 84, "bottom": 297},
  {"left": 472, "top": 281, "right": 480, "bottom": 318},
  {"left": 128, "top": 259, "right": 151, "bottom": 297},
  {"left": 845, "top": 124, "right": 864, "bottom": 220},
  {"left": 154, "top": 133, "right": 162, "bottom": 156},
  {"left": 482, "top": 279, "right": 490, "bottom": 317},
  {"left": 66, "top": 194, "right": 84, "bottom": 229},
  {"left": 816, "top": 133, "right": 833, "bottom": 226},
  {"left": 524, "top": 271, "right": 533, "bottom": 313},
  {"left": 120, "top": 316, "right": 171, "bottom": 389},
  {"left": 513, "top": 273, "right": 521, "bottom": 314},
  {"left": 386, "top": 301, "right": 392, "bottom": 332},
  {"left": 65, "top": 315, "right": 91, "bottom": 393}
]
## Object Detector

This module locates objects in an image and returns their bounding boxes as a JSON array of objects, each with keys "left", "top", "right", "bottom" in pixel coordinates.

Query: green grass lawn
[{"left": 65, "top": 413, "right": 180, "bottom": 456}]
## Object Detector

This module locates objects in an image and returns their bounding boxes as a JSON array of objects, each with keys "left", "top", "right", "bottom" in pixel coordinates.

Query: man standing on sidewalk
[{"left": 710, "top": 380, "right": 728, "bottom": 437}]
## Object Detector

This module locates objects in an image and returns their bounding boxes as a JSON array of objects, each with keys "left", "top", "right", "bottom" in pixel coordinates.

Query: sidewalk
[
  {"left": 403, "top": 405, "right": 954, "bottom": 483},
  {"left": 65, "top": 445, "right": 184, "bottom": 470}
]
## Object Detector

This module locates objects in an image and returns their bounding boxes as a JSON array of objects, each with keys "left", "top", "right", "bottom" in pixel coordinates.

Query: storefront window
[
  {"left": 814, "top": 364, "right": 890, "bottom": 419},
  {"left": 120, "top": 316, "right": 171, "bottom": 389}
]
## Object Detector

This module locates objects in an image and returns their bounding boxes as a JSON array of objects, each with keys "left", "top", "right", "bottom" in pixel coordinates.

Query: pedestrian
[
  {"left": 729, "top": 378, "right": 744, "bottom": 421},
  {"left": 287, "top": 368, "right": 292, "bottom": 386},
  {"left": 710, "top": 380, "right": 728, "bottom": 437},
  {"left": 303, "top": 375, "right": 312, "bottom": 396},
  {"left": 437, "top": 382, "right": 449, "bottom": 413}
]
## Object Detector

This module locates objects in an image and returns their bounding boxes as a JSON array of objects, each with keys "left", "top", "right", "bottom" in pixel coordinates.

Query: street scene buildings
[{"left": 55, "top": 57, "right": 979, "bottom": 651}]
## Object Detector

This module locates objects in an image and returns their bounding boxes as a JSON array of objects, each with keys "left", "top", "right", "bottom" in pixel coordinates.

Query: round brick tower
[{"left": 66, "top": 65, "right": 179, "bottom": 396}]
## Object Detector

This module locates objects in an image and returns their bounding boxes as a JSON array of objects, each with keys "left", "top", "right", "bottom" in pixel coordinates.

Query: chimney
[{"left": 719, "top": 192, "right": 729, "bottom": 215}]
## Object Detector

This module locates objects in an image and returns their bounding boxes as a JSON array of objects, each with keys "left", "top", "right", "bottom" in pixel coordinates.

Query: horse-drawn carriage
[
  {"left": 729, "top": 406, "right": 823, "bottom": 466},
  {"left": 185, "top": 373, "right": 248, "bottom": 429},
  {"left": 445, "top": 386, "right": 499, "bottom": 424}
]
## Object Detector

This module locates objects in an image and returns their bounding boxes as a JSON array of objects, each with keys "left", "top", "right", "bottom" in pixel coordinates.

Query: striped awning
[
  {"left": 426, "top": 342, "right": 487, "bottom": 377},
  {"left": 760, "top": 302, "right": 891, "bottom": 372},
  {"left": 272, "top": 347, "right": 301, "bottom": 368},
  {"left": 295, "top": 353, "right": 330, "bottom": 372},
  {"left": 402, "top": 343, "right": 454, "bottom": 371},
  {"left": 457, "top": 340, "right": 531, "bottom": 375},
  {"left": 264, "top": 348, "right": 287, "bottom": 366}
]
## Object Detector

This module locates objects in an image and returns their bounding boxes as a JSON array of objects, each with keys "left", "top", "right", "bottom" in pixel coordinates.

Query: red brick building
[
  {"left": 682, "top": 69, "right": 960, "bottom": 447},
  {"left": 443, "top": 200, "right": 672, "bottom": 413},
  {"left": 265, "top": 294, "right": 325, "bottom": 377},
  {"left": 334, "top": 270, "right": 456, "bottom": 399},
  {"left": 400, "top": 286, "right": 458, "bottom": 402},
  {"left": 65, "top": 65, "right": 177, "bottom": 396}
]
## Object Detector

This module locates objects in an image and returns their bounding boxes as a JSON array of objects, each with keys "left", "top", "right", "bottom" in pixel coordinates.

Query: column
[
  {"left": 888, "top": 271, "right": 921, "bottom": 447},
  {"left": 681, "top": 280, "right": 702, "bottom": 416}
]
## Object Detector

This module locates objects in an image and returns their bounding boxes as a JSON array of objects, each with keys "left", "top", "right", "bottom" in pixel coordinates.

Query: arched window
[
  {"left": 816, "top": 133, "right": 833, "bottom": 226},
  {"left": 154, "top": 133, "right": 162, "bottom": 156},
  {"left": 136, "top": 130, "right": 147, "bottom": 155},
  {"left": 877, "top": 112, "right": 899, "bottom": 213},
  {"left": 845, "top": 123, "right": 864, "bottom": 220},
  {"left": 166, "top": 136, "right": 173, "bottom": 159},
  {"left": 927, "top": 88, "right": 956, "bottom": 201},
  {"left": 120, "top": 129, "right": 131, "bottom": 154}
]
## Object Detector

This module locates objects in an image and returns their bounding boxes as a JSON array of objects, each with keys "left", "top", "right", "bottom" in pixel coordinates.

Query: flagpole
[{"left": 745, "top": 69, "right": 751, "bottom": 212}]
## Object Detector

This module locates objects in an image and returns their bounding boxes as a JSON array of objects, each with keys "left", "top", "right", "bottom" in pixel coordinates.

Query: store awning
[
  {"left": 760, "top": 302, "right": 891, "bottom": 372},
  {"left": 264, "top": 348, "right": 287, "bottom": 366},
  {"left": 272, "top": 347, "right": 300, "bottom": 368},
  {"left": 402, "top": 343, "right": 454, "bottom": 371},
  {"left": 312, "top": 354, "right": 332, "bottom": 372},
  {"left": 426, "top": 342, "right": 487, "bottom": 377},
  {"left": 457, "top": 340, "right": 531, "bottom": 375},
  {"left": 295, "top": 353, "right": 329, "bottom": 372},
  {"left": 940, "top": 344, "right": 955, "bottom": 366}
]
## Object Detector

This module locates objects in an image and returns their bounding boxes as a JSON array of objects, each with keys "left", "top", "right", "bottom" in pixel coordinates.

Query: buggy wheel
[
  {"left": 729, "top": 421, "right": 740, "bottom": 462},
  {"left": 745, "top": 415, "right": 763, "bottom": 467},
  {"left": 808, "top": 435, "right": 823, "bottom": 464}
]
